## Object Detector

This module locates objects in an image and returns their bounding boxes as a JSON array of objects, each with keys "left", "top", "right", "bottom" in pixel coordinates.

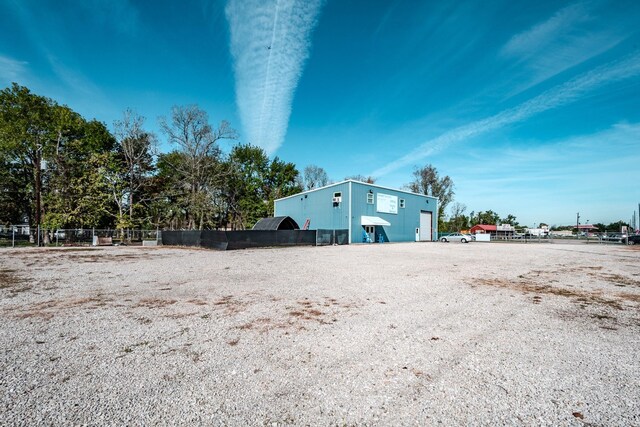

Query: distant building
[
  {"left": 525, "top": 226, "right": 549, "bottom": 237},
  {"left": 274, "top": 180, "right": 438, "bottom": 243},
  {"left": 550, "top": 230, "right": 573, "bottom": 237},
  {"left": 576, "top": 224, "right": 599, "bottom": 235},
  {"left": 470, "top": 224, "right": 515, "bottom": 239}
]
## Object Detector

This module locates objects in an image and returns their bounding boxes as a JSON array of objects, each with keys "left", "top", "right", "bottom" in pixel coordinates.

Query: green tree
[
  {"left": 153, "top": 151, "right": 190, "bottom": 230},
  {"left": 446, "top": 202, "right": 468, "bottom": 232},
  {"left": 264, "top": 157, "right": 302, "bottom": 216},
  {"left": 43, "top": 109, "right": 117, "bottom": 230},
  {"left": 53, "top": 151, "right": 119, "bottom": 229},
  {"left": 224, "top": 144, "right": 271, "bottom": 229},
  {"left": 470, "top": 210, "right": 501, "bottom": 226},
  {"left": 407, "top": 164, "right": 454, "bottom": 225},
  {"left": 500, "top": 214, "right": 520, "bottom": 227},
  {"left": 0, "top": 83, "right": 56, "bottom": 233},
  {"left": 113, "top": 109, "right": 155, "bottom": 228},
  {"left": 0, "top": 84, "right": 117, "bottom": 238},
  {"left": 159, "top": 105, "right": 236, "bottom": 229},
  {"left": 223, "top": 145, "right": 301, "bottom": 229},
  {"left": 0, "top": 155, "right": 28, "bottom": 224},
  {"left": 605, "top": 220, "right": 629, "bottom": 232}
]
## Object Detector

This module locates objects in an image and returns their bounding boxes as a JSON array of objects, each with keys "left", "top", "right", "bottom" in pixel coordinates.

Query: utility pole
[{"left": 576, "top": 212, "right": 580, "bottom": 239}]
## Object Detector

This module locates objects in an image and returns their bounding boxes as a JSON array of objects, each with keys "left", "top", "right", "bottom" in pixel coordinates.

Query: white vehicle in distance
[{"left": 440, "top": 232, "right": 474, "bottom": 243}]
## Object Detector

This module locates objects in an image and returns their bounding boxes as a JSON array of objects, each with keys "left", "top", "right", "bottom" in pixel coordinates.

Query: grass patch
[
  {"left": 136, "top": 298, "right": 177, "bottom": 309},
  {"left": 473, "top": 277, "right": 625, "bottom": 310},
  {"left": 595, "top": 273, "right": 640, "bottom": 288},
  {"left": 0, "top": 269, "right": 29, "bottom": 294}
]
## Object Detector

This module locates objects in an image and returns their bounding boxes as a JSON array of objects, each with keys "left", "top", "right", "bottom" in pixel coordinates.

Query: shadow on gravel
[{"left": 471, "top": 266, "right": 640, "bottom": 330}]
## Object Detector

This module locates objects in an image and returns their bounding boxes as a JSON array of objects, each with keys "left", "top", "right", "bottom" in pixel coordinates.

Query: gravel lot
[{"left": 1, "top": 242, "right": 639, "bottom": 426}]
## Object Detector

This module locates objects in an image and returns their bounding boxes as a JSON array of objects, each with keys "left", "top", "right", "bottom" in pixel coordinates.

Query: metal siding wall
[
  {"left": 274, "top": 183, "right": 351, "bottom": 231},
  {"left": 349, "top": 182, "right": 437, "bottom": 243},
  {"left": 275, "top": 181, "right": 438, "bottom": 243}
]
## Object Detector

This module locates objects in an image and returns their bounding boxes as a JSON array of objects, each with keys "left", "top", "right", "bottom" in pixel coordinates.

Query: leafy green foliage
[
  {"left": 113, "top": 109, "right": 156, "bottom": 228},
  {"left": 225, "top": 145, "right": 301, "bottom": 229},
  {"left": 0, "top": 156, "right": 28, "bottom": 224},
  {"left": 408, "top": 164, "right": 454, "bottom": 228},
  {"left": 0, "top": 84, "right": 117, "bottom": 231},
  {"left": 0, "top": 85, "right": 304, "bottom": 232}
]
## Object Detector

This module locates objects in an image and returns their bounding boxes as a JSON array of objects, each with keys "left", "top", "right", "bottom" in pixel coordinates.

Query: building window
[
  {"left": 399, "top": 199, "right": 405, "bottom": 208},
  {"left": 366, "top": 192, "right": 374, "bottom": 204}
]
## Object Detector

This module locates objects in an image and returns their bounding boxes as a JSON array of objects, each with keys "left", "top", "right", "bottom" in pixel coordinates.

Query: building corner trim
[{"left": 348, "top": 181, "right": 352, "bottom": 243}]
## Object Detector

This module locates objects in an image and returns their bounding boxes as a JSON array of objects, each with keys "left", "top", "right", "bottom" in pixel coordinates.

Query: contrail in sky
[
  {"left": 371, "top": 52, "right": 640, "bottom": 178},
  {"left": 226, "top": 0, "right": 323, "bottom": 155}
]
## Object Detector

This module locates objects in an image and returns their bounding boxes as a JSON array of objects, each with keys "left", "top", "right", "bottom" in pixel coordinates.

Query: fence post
[
  {"left": 12, "top": 227, "right": 15, "bottom": 248},
  {"left": 37, "top": 225, "right": 40, "bottom": 247}
]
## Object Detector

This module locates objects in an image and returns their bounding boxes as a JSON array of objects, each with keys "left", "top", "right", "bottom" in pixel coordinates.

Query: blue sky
[{"left": 1, "top": 0, "right": 639, "bottom": 227}]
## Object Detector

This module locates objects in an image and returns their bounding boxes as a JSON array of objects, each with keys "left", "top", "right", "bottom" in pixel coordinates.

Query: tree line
[{"left": 0, "top": 84, "right": 309, "bottom": 234}]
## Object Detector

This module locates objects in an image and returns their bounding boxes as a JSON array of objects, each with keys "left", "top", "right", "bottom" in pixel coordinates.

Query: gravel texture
[{"left": 0, "top": 242, "right": 639, "bottom": 426}]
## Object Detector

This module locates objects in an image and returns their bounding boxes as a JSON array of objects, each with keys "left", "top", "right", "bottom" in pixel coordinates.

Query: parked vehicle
[
  {"left": 628, "top": 234, "right": 640, "bottom": 245},
  {"left": 602, "top": 233, "right": 627, "bottom": 242},
  {"left": 440, "top": 233, "right": 473, "bottom": 243}
]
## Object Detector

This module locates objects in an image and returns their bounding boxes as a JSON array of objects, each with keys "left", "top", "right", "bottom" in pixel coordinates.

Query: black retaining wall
[{"left": 162, "top": 229, "right": 322, "bottom": 250}]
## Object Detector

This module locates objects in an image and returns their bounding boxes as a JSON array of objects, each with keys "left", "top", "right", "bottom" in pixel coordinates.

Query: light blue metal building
[{"left": 274, "top": 180, "right": 438, "bottom": 243}]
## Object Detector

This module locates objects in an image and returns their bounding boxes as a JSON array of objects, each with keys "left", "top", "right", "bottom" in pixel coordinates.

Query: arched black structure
[{"left": 252, "top": 216, "right": 300, "bottom": 230}]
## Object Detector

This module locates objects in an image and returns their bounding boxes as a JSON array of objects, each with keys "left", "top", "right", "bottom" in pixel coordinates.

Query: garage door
[{"left": 419, "top": 211, "right": 432, "bottom": 241}]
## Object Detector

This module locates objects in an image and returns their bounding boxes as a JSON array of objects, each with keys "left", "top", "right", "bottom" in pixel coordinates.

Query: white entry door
[
  {"left": 364, "top": 225, "right": 375, "bottom": 243},
  {"left": 419, "top": 211, "right": 432, "bottom": 241}
]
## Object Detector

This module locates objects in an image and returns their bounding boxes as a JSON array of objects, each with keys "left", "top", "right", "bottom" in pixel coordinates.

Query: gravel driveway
[{"left": 1, "top": 242, "right": 639, "bottom": 426}]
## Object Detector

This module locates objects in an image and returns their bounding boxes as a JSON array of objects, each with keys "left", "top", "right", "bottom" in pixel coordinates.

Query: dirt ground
[{"left": 0, "top": 242, "right": 639, "bottom": 426}]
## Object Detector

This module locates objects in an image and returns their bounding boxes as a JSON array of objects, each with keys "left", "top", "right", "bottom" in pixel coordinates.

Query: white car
[{"left": 440, "top": 233, "right": 473, "bottom": 243}]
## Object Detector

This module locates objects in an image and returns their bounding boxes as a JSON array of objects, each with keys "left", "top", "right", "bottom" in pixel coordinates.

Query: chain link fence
[
  {"left": 0, "top": 226, "right": 161, "bottom": 247},
  {"left": 315, "top": 229, "right": 349, "bottom": 246}
]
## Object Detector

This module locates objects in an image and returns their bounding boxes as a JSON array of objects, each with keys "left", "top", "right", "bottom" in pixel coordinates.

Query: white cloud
[
  {"left": 501, "top": 3, "right": 625, "bottom": 94},
  {"left": 226, "top": 0, "right": 323, "bottom": 155},
  {"left": 370, "top": 52, "right": 640, "bottom": 178},
  {"left": 46, "top": 54, "right": 102, "bottom": 97},
  {"left": 502, "top": 3, "right": 590, "bottom": 57},
  {"left": 0, "top": 54, "right": 28, "bottom": 83}
]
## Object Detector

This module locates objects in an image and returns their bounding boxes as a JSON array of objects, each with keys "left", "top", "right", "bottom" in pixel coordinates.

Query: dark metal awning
[{"left": 252, "top": 216, "right": 300, "bottom": 230}]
